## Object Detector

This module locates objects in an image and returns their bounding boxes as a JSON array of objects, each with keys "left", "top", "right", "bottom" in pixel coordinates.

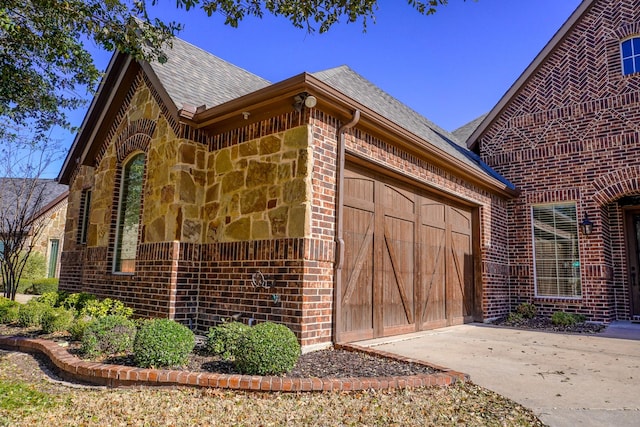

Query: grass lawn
[{"left": 0, "top": 351, "right": 544, "bottom": 427}]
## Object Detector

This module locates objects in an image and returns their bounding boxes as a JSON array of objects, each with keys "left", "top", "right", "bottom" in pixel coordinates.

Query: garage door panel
[
  {"left": 382, "top": 217, "right": 415, "bottom": 332},
  {"left": 451, "top": 230, "right": 474, "bottom": 321},
  {"left": 383, "top": 184, "right": 415, "bottom": 220},
  {"left": 421, "top": 198, "right": 446, "bottom": 226},
  {"left": 340, "top": 165, "right": 476, "bottom": 342},
  {"left": 341, "top": 176, "right": 375, "bottom": 337},
  {"left": 419, "top": 224, "right": 447, "bottom": 328}
]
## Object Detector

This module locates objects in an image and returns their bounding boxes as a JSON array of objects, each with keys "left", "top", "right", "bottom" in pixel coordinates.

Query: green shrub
[
  {"left": 506, "top": 312, "right": 524, "bottom": 325},
  {"left": 61, "top": 292, "right": 96, "bottom": 311},
  {"left": 20, "top": 252, "right": 47, "bottom": 282},
  {"left": 68, "top": 316, "right": 92, "bottom": 341},
  {"left": 235, "top": 322, "right": 300, "bottom": 376},
  {"left": 17, "top": 300, "right": 49, "bottom": 327},
  {"left": 35, "top": 291, "right": 61, "bottom": 307},
  {"left": 551, "top": 311, "right": 586, "bottom": 326},
  {"left": 516, "top": 302, "right": 537, "bottom": 319},
  {"left": 0, "top": 298, "right": 20, "bottom": 324},
  {"left": 133, "top": 319, "right": 195, "bottom": 368},
  {"left": 81, "top": 298, "right": 133, "bottom": 319},
  {"left": 15, "top": 279, "right": 33, "bottom": 294},
  {"left": 30, "top": 278, "right": 59, "bottom": 295},
  {"left": 81, "top": 315, "right": 137, "bottom": 357},
  {"left": 206, "top": 321, "right": 251, "bottom": 360},
  {"left": 41, "top": 307, "right": 74, "bottom": 334}
]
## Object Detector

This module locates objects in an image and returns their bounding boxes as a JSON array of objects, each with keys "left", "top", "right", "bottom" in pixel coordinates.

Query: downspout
[{"left": 334, "top": 110, "right": 361, "bottom": 344}]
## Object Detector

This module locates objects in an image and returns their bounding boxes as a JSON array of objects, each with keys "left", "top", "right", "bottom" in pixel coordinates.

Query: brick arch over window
[
  {"left": 115, "top": 119, "right": 156, "bottom": 162},
  {"left": 592, "top": 165, "right": 640, "bottom": 205}
]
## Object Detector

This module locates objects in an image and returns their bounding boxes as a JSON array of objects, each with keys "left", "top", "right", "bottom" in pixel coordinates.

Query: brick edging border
[{"left": 0, "top": 336, "right": 468, "bottom": 392}]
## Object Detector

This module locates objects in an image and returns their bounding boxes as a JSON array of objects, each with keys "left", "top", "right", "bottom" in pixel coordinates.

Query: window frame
[
  {"left": 48, "top": 239, "right": 60, "bottom": 278},
  {"left": 112, "top": 152, "right": 145, "bottom": 275},
  {"left": 531, "top": 202, "right": 582, "bottom": 299},
  {"left": 78, "top": 189, "right": 92, "bottom": 244},
  {"left": 621, "top": 37, "right": 640, "bottom": 76}
]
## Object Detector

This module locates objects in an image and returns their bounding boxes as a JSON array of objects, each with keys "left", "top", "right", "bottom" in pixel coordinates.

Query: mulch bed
[
  {"left": 490, "top": 316, "right": 606, "bottom": 334},
  {"left": 1, "top": 316, "right": 605, "bottom": 380},
  {"left": 0, "top": 324, "right": 436, "bottom": 378}
]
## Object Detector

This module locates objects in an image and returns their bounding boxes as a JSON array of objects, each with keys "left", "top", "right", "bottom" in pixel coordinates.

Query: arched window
[
  {"left": 113, "top": 153, "right": 145, "bottom": 273},
  {"left": 621, "top": 37, "right": 640, "bottom": 75}
]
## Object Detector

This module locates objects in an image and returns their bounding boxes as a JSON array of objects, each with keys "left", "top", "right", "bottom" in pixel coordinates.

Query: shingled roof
[
  {"left": 59, "top": 36, "right": 514, "bottom": 193},
  {"left": 311, "top": 66, "right": 515, "bottom": 190},
  {"left": 453, "top": 113, "right": 488, "bottom": 144},
  {"left": 0, "top": 178, "right": 68, "bottom": 228},
  {"left": 148, "top": 37, "right": 270, "bottom": 110}
]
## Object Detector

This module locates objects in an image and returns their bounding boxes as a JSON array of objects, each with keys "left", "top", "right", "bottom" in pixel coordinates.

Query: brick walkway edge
[{"left": 0, "top": 336, "right": 468, "bottom": 392}]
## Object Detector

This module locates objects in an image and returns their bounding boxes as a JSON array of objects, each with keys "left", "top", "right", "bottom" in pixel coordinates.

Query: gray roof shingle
[
  {"left": 0, "top": 178, "right": 68, "bottom": 227},
  {"left": 452, "top": 114, "right": 488, "bottom": 144},
  {"left": 149, "top": 37, "right": 271, "bottom": 110},
  {"left": 312, "top": 66, "right": 514, "bottom": 189}
]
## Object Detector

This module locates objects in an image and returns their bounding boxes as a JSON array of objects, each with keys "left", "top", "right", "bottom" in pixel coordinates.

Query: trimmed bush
[
  {"left": 21, "top": 252, "right": 47, "bottom": 283},
  {"left": 61, "top": 292, "right": 96, "bottom": 312},
  {"left": 81, "top": 315, "right": 136, "bottom": 357},
  {"left": 31, "top": 278, "right": 59, "bottom": 295},
  {"left": 81, "top": 298, "right": 133, "bottom": 319},
  {"left": 68, "top": 316, "right": 92, "bottom": 341},
  {"left": 41, "top": 307, "right": 74, "bottom": 334},
  {"left": 17, "top": 300, "right": 49, "bottom": 327},
  {"left": 15, "top": 279, "right": 33, "bottom": 295},
  {"left": 551, "top": 311, "right": 586, "bottom": 326},
  {"left": 0, "top": 298, "right": 20, "bottom": 324},
  {"left": 516, "top": 302, "right": 537, "bottom": 319},
  {"left": 235, "top": 322, "right": 300, "bottom": 375},
  {"left": 206, "top": 321, "right": 251, "bottom": 360},
  {"left": 133, "top": 319, "right": 195, "bottom": 368}
]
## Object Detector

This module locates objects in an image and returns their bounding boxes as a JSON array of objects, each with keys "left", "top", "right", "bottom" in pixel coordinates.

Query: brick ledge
[{"left": 0, "top": 336, "right": 468, "bottom": 392}]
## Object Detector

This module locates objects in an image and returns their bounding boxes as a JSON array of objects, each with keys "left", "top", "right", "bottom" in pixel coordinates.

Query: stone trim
[{"left": 0, "top": 336, "right": 467, "bottom": 391}]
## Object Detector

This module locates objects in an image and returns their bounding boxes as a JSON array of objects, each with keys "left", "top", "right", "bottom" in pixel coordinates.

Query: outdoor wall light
[
  {"left": 293, "top": 92, "right": 317, "bottom": 112},
  {"left": 580, "top": 213, "right": 594, "bottom": 235}
]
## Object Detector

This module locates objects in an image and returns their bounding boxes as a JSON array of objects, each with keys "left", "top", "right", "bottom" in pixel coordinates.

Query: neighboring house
[
  {"left": 57, "top": 0, "right": 640, "bottom": 349},
  {"left": 0, "top": 178, "right": 68, "bottom": 279},
  {"left": 463, "top": 0, "right": 640, "bottom": 323}
]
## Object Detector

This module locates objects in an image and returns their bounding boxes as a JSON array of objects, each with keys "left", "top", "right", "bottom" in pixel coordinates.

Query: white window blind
[{"left": 532, "top": 203, "right": 581, "bottom": 297}]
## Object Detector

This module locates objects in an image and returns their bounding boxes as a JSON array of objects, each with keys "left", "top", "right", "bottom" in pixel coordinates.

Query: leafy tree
[
  {"left": 0, "top": 135, "right": 64, "bottom": 301},
  {"left": 1, "top": 0, "right": 457, "bottom": 139}
]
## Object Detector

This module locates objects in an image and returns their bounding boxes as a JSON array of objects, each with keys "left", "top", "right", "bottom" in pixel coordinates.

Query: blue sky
[{"left": 51, "top": 0, "right": 583, "bottom": 178}]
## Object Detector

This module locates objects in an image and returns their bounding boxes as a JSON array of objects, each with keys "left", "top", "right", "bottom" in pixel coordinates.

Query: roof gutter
[{"left": 189, "top": 73, "right": 517, "bottom": 198}]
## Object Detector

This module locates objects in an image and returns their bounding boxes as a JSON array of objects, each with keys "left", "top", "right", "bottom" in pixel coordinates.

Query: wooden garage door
[{"left": 340, "top": 166, "right": 475, "bottom": 342}]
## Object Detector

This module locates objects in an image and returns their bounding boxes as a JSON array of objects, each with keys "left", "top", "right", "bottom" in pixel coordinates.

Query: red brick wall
[
  {"left": 476, "top": 0, "right": 640, "bottom": 321},
  {"left": 309, "top": 110, "right": 511, "bottom": 322}
]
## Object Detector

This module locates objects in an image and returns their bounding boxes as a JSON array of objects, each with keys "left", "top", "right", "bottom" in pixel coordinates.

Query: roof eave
[
  {"left": 189, "top": 74, "right": 518, "bottom": 198},
  {"left": 466, "top": 0, "right": 595, "bottom": 150},
  {"left": 57, "top": 52, "right": 130, "bottom": 184}
]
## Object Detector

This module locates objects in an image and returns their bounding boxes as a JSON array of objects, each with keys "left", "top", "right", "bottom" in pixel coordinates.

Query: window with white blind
[{"left": 532, "top": 203, "right": 581, "bottom": 298}]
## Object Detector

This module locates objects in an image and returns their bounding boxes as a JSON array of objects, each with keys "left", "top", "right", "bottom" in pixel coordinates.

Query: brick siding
[{"left": 477, "top": 0, "right": 640, "bottom": 321}]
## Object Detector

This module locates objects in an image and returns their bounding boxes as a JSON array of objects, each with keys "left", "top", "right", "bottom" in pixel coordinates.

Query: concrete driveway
[{"left": 354, "top": 323, "right": 640, "bottom": 427}]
